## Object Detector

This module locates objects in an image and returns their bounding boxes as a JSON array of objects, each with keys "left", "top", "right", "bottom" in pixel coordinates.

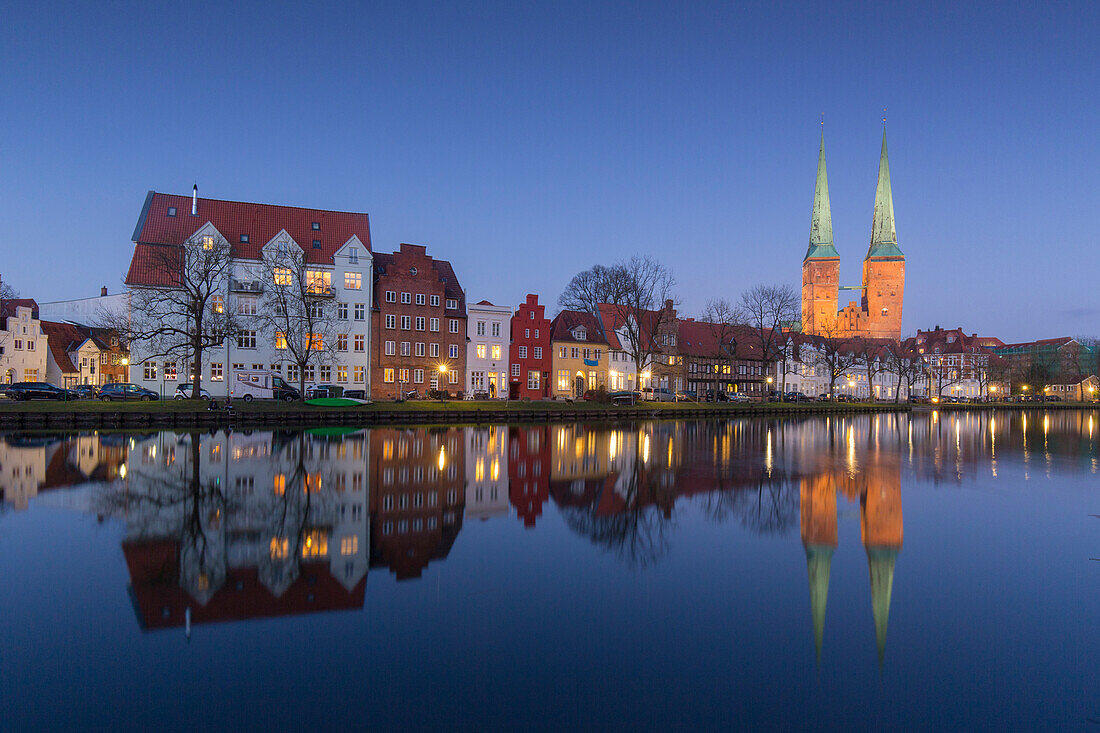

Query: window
[
  {"left": 308, "top": 333, "right": 324, "bottom": 350},
  {"left": 312, "top": 221, "right": 321, "bottom": 231},
  {"left": 308, "top": 302, "right": 324, "bottom": 319},
  {"left": 348, "top": 247, "right": 359, "bottom": 264},
  {"left": 274, "top": 267, "right": 292, "bottom": 286},
  {"left": 305, "top": 270, "right": 331, "bottom": 293},
  {"left": 240, "top": 234, "right": 249, "bottom": 243},
  {"left": 385, "top": 314, "right": 396, "bottom": 329},
  {"left": 430, "top": 317, "right": 439, "bottom": 332},
  {"left": 415, "top": 294, "right": 426, "bottom": 305},
  {"left": 353, "top": 366, "right": 364, "bottom": 382},
  {"left": 512, "top": 364, "right": 521, "bottom": 377},
  {"left": 337, "top": 302, "right": 348, "bottom": 319},
  {"left": 476, "top": 321, "right": 486, "bottom": 336},
  {"left": 595, "top": 349, "right": 601, "bottom": 361},
  {"left": 449, "top": 320, "right": 460, "bottom": 334},
  {"left": 201, "top": 235, "right": 215, "bottom": 250},
  {"left": 446, "top": 299, "right": 457, "bottom": 309},
  {"left": 304, "top": 365, "right": 315, "bottom": 382},
  {"left": 143, "top": 362, "right": 157, "bottom": 380},
  {"left": 528, "top": 371, "right": 540, "bottom": 390},
  {"left": 312, "top": 239, "right": 321, "bottom": 249},
  {"left": 534, "top": 329, "right": 539, "bottom": 338},
  {"left": 212, "top": 294, "right": 224, "bottom": 313},
  {"left": 449, "top": 344, "right": 459, "bottom": 358},
  {"left": 398, "top": 368, "right": 410, "bottom": 383},
  {"left": 237, "top": 331, "right": 257, "bottom": 349},
  {"left": 448, "top": 370, "right": 458, "bottom": 384},
  {"left": 400, "top": 342, "right": 411, "bottom": 356},
  {"left": 237, "top": 296, "right": 257, "bottom": 315},
  {"left": 288, "top": 364, "right": 299, "bottom": 382},
  {"left": 415, "top": 316, "right": 426, "bottom": 331},
  {"left": 491, "top": 345, "right": 501, "bottom": 360},
  {"left": 385, "top": 290, "right": 396, "bottom": 303},
  {"left": 401, "top": 316, "right": 412, "bottom": 330},
  {"left": 354, "top": 335, "right": 364, "bottom": 352},
  {"left": 167, "top": 206, "right": 177, "bottom": 216},
  {"left": 337, "top": 334, "right": 348, "bottom": 351},
  {"left": 384, "top": 368, "right": 395, "bottom": 383},
  {"left": 477, "top": 344, "right": 487, "bottom": 359},
  {"left": 345, "top": 272, "right": 362, "bottom": 290},
  {"left": 430, "top": 295, "right": 440, "bottom": 307},
  {"left": 492, "top": 322, "right": 501, "bottom": 337},
  {"left": 320, "top": 365, "right": 331, "bottom": 382},
  {"left": 429, "top": 343, "right": 439, "bottom": 357},
  {"left": 557, "top": 370, "right": 568, "bottom": 390},
  {"left": 211, "top": 363, "right": 223, "bottom": 381},
  {"left": 413, "top": 368, "right": 424, "bottom": 383},
  {"left": 415, "top": 343, "right": 425, "bottom": 357},
  {"left": 533, "top": 347, "right": 542, "bottom": 360},
  {"left": 385, "top": 340, "right": 396, "bottom": 356},
  {"left": 571, "top": 347, "right": 579, "bottom": 359},
  {"left": 518, "top": 346, "right": 528, "bottom": 359},
  {"left": 401, "top": 292, "right": 411, "bottom": 304},
  {"left": 525, "top": 329, "right": 530, "bottom": 338}
]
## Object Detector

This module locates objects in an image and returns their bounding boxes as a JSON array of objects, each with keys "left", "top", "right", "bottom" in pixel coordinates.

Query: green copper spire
[
  {"left": 805, "top": 544, "right": 834, "bottom": 664},
  {"left": 805, "top": 130, "right": 839, "bottom": 261},
  {"left": 867, "top": 546, "right": 899, "bottom": 666},
  {"left": 867, "top": 128, "right": 904, "bottom": 259}
]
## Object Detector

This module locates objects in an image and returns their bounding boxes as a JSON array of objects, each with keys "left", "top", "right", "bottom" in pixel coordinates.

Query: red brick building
[
  {"left": 371, "top": 243, "right": 467, "bottom": 399},
  {"left": 508, "top": 425, "right": 551, "bottom": 528},
  {"left": 508, "top": 294, "right": 552, "bottom": 399}
]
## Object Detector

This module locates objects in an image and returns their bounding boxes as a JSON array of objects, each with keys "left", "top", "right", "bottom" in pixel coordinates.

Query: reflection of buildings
[
  {"left": 100, "top": 430, "right": 370, "bottom": 630},
  {"left": 800, "top": 451, "right": 903, "bottom": 664},
  {"left": 369, "top": 428, "right": 465, "bottom": 580},
  {"left": 0, "top": 434, "right": 126, "bottom": 511},
  {"left": 465, "top": 426, "right": 508, "bottom": 520},
  {"left": 508, "top": 426, "right": 550, "bottom": 528}
]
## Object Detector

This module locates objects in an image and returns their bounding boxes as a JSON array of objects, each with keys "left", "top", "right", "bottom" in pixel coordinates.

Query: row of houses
[{"left": 5, "top": 189, "right": 1095, "bottom": 401}]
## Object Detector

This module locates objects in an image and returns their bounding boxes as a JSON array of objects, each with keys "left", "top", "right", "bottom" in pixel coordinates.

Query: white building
[
  {"left": 38, "top": 287, "right": 129, "bottom": 327},
  {"left": 465, "top": 426, "right": 509, "bottom": 520},
  {"left": 123, "top": 190, "right": 374, "bottom": 397},
  {"left": 465, "top": 300, "right": 511, "bottom": 398},
  {"left": 0, "top": 300, "right": 48, "bottom": 384}
]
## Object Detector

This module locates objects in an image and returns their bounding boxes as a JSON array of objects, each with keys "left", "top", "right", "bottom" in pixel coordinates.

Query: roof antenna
[{"left": 192, "top": 184, "right": 198, "bottom": 216}]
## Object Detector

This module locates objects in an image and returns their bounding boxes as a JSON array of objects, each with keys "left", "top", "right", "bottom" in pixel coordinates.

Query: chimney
[
  {"left": 100, "top": 286, "right": 108, "bottom": 297},
  {"left": 192, "top": 184, "right": 198, "bottom": 216}
]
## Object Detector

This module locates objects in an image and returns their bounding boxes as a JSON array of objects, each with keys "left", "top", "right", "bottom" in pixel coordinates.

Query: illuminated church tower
[
  {"left": 860, "top": 129, "right": 905, "bottom": 340},
  {"left": 801, "top": 131, "right": 840, "bottom": 335},
  {"left": 860, "top": 456, "right": 904, "bottom": 665},
  {"left": 800, "top": 474, "right": 838, "bottom": 663}
]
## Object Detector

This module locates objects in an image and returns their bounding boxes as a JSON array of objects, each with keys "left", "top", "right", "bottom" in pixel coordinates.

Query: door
[{"left": 574, "top": 376, "right": 585, "bottom": 398}]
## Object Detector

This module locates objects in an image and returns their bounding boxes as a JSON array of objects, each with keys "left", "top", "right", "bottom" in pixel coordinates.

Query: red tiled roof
[
  {"left": 1, "top": 298, "right": 39, "bottom": 331},
  {"left": 371, "top": 249, "right": 467, "bottom": 314},
  {"left": 127, "top": 191, "right": 373, "bottom": 285},
  {"left": 124, "top": 243, "right": 183, "bottom": 287},
  {"left": 550, "top": 310, "right": 608, "bottom": 344},
  {"left": 40, "top": 320, "right": 88, "bottom": 374}
]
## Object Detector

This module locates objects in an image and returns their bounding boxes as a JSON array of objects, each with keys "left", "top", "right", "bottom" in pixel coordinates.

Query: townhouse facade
[
  {"left": 509, "top": 294, "right": 551, "bottom": 400},
  {"left": 40, "top": 321, "right": 128, "bottom": 388},
  {"left": 0, "top": 300, "right": 47, "bottom": 384},
  {"left": 124, "top": 190, "right": 374, "bottom": 397},
  {"left": 371, "top": 243, "right": 466, "bottom": 398},
  {"left": 549, "top": 310, "right": 608, "bottom": 399},
  {"left": 905, "top": 326, "right": 1003, "bottom": 399},
  {"left": 465, "top": 300, "right": 511, "bottom": 399}
]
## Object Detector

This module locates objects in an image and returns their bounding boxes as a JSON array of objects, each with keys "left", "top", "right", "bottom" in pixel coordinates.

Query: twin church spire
[{"left": 804, "top": 126, "right": 903, "bottom": 262}]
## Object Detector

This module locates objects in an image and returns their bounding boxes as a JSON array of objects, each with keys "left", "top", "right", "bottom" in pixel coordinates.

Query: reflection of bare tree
[
  {"left": 733, "top": 479, "right": 799, "bottom": 535},
  {"left": 559, "top": 502, "right": 671, "bottom": 569}
]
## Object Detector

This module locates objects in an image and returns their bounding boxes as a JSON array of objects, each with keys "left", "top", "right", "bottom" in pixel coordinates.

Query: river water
[{"left": 1, "top": 410, "right": 1097, "bottom": 731}]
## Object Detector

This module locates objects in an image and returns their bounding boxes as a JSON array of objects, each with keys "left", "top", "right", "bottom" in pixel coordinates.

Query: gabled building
[
  {"left": 905, "top": 326, "right": 1003, "bottom": 399},
  {"left": 40, "top": 321, "right": 128, "bottom": 388},
  {"left": 0, "top": 299, "right": 47, "bottom": 384},
  {"left": 124, "top": 189, "right": 374, "bottom": 397},
  {"left": 509, "top": 294, "right": 551, "bottom": 400},
  {"left": 466, "top": 300, "right": 511, "bottom": 399},
  {"left": 549, "top": 310, "right": 608, "bottom": 399},
  {"left": 371, "top": 243, "right": 466, "bottom": 398}
]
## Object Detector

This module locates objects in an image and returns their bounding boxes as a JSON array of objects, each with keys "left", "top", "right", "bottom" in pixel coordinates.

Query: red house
[{"left": 508, "top": 294, "right": 551, "bottom": 399}]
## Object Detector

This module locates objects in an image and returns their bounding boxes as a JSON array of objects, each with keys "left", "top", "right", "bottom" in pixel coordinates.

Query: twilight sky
[{"left": 2, "top": 1, "right": 1097, "bottom": 340}]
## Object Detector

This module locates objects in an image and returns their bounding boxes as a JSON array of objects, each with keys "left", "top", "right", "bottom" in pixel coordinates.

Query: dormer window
[
  {"left": 349, "top": 247, "right": 359, "bottom": 264},
  {"left": 312, "top": 239, "right": 321, "bottom": 249},
  {"left": 201, "top": 235, "right": 215, "bottom": 250},
  {"left": 167, "top": 206, "right": 177, "bottom": 217},
  {"left": 312, "top": 222, "right": 321, "bottom": 231},
  {"left": 277, "top": 241, "right": 288, "bottom": 256},
  {"left": 573, "top": 327, "right": 587, "bottom": 341},
  {"left": 240, "top": 234, "right": 249, "bottom": 243}
]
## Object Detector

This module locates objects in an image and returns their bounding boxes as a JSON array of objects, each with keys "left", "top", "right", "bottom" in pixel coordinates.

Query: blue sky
[{"left": 1, "top": 1, "right": 1097, "bottom": 339}]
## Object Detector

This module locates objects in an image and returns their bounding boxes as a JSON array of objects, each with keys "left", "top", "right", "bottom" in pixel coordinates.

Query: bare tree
[
  {"left": 109, "top": 232, "right": 238, "bottom": 399},
  {"left": 700, "top": 298, "right": 740, "bottom": 399},
  {"left": 258, "top": 247, "right": 342, "bottom": 397},
  {"left": 559, "top": 256, "right": 676, "bottom": 385},
  {"left": 0, "top": 276, "right": 19, "bottom": 363},
  {"left": 807, "top": 322, "right": 862, "bottom": 398},
  {"left": 857, "top": 339, "right": 887, "bottom": 401},
  {"left": 736, "top": 284, "right": 800, "bottom": 392}
]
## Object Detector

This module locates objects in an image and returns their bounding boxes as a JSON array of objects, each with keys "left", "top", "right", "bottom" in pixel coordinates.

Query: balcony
[
  {"left": 230, "top": 279, "right": 264, "bottom": 294},
  {"left": 306, "top": 286, "right": 337, "bottom": 298}
]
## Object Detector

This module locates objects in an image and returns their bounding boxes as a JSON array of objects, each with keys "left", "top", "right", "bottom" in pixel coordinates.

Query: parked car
[
  {"left": 727, "top": 392, "right": 751, "bottom": 403},
  {"left": 641, "top": 387, "right": 675, "bottom": 402},
  {"left": 236, "top": 371, "right": 301, "bottom": 401},
  {"left": 343, "top": 389, "right": 366, "bottom": 399},
  {"left": 73, "top": 384, "right": 100, "bottom": 399},
  {"left": 306, "top": 384, "right": 343, "bottom": 399},
  {"left": 675, "top": 390, "right": 698, "bottom": 402},
  {"left": 784, "top": 391, "right": 811, "bottom": 402},
  {"left": 6, "top": 382, "right": 78, "bottom": 401},
  {"left": 98, "top": 383, "right": 160, "bottom": 401},
  {"left": 174, "top": 383, "right": 212, "bottom": 400}
]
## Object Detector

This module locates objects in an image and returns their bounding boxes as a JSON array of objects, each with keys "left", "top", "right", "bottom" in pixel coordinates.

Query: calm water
[{"left": 1, "top": 411, "right": 1098, "bottom": 731}]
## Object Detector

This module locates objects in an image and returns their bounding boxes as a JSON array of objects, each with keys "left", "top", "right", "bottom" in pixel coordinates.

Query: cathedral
[{"left": 801, "top": 129, "right": 905, "bottom": 341}]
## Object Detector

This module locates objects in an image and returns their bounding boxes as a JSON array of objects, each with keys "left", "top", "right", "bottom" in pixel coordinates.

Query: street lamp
[{"left": 437, "top": 364, "right": 448, "bottom": 403}]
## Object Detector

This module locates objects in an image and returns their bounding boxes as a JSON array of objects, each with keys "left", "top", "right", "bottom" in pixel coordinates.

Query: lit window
[
  {"left": 384, "top": 368, "right": 395, "bottom": 383},
  {"left": 301, "top": 530, "right": 328, "bottom": 558},
  {"left": 274, "top": 268, "right": 292, "bottom": 286},
  {"left": 211, "top": 294, "right": 224, "bottom": 313},
  {"left": 340, "top": 536, "right": 358, "bottom": 555},
  {"left": 477, "top": 344, "right": 487, "bottom": 359},
  {"left": 275, "top": 332, "right": 287, "bottom": 349},
  {"left": 344, "top": 272, "right": 362, "bottom": 290},
  {"left": 305, "top": 270, "right": 331, "bottom": 293},
  {"left": 201, "top": 235, "right": 214, "bottom": 250},
  {"left": 491, "top": 345, "right": 501, "bottom": 360}
]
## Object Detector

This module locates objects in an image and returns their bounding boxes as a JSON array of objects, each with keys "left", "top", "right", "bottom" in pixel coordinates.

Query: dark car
[
  {"left": 73, "top": 384, "right": 100, "bottom": 399},
  {"left": 609, "top": 390, "right": 642, "bottom": 405},
  {"left": 676, "top": 390, "right": 698, "bottom": 402},
  {"left": 6, "top": 382, "right": 77, "bottom": 401},
  {"left": 99, "top": 383, "right": 160, "bottom": 401},
  {"left": 785, "top": 391, "right": 811, "bottom": 402}
]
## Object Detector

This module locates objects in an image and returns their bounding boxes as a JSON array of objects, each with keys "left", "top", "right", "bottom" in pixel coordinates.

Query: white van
[{"left": 230, "top": 370, "right": 301, "bottom": 402}]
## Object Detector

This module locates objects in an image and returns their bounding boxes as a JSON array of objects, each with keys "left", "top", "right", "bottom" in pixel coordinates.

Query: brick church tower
[
  {"left": 801, "top": 131, "right": 840, "bottom": 336},
  {"left": 860, "top": 130, "right": 905, "bottom": 340}
]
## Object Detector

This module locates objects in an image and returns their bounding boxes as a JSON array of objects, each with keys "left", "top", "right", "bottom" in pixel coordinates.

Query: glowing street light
[{"left": 437, "top": 364, "right": 448, "bottom": 403}]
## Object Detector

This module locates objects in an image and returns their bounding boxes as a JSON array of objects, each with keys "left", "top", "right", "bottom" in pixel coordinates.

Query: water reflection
[{"left": 1, "top": 410, "right": 1097, "bottom": 658}]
